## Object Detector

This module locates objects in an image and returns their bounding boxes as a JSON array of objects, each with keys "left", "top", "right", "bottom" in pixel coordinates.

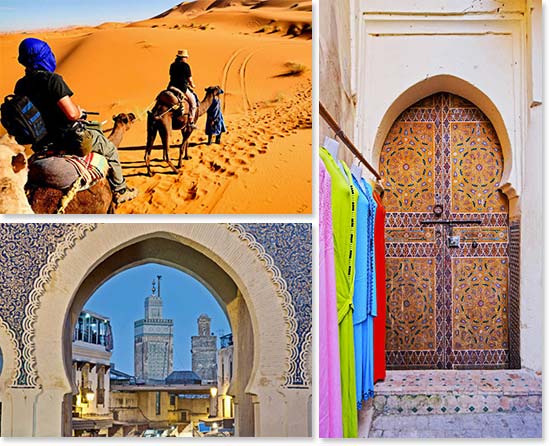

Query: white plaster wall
[
  {"left": 518, "top": 0, "right": 543, "bottom": 372},
  {"left": 319, "top": 0, "right": 356, "bottom": 164},
  {"left": 356, "top": 16, "right": 523, "bottom": 198}
]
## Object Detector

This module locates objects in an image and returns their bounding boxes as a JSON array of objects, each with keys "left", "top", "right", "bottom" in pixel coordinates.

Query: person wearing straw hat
[{"left": 168, "top": 49, "right": 197, "bottom": 126}]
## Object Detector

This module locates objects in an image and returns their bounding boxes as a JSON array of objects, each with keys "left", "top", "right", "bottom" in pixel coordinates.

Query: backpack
[{"left": 0, "top": 94, "right": 48, "bottom": 145}]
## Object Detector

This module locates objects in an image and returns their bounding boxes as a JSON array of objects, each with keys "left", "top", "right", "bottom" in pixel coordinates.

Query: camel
[
  {"left": 0, "top": 134, "right": 34, "bottom": 214},
  {"left": 26, "top": 112, "right": 136, "bottom": 214},
  {"left": 145, "top": 85, "right": 224, "bottom": 176}
]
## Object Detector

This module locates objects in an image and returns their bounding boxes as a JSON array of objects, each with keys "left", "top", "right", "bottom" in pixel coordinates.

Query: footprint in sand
[
  {"left": 186, "top": 183, "right": 198, "bottom": 200},
  {"left": 209, "top": 161, "right": 222, "bottom": 172},
  {"left": 236, "top": 158, "right": 247, "bottom": 165},
  {"left": 248, "top": 153, "right": 255, "bottom": 158},
  {"left": 258, "top": 149, "right": 267, "bottom": 154}
]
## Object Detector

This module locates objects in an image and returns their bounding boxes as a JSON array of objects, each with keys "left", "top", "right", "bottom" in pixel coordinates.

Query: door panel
[{"left": 380, "top": 93, "right": 510, "bottom": 369}]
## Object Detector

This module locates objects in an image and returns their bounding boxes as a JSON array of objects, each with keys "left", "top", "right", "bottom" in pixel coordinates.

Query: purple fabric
[
  {"left": 319, "top": 160, "right": 343, "bottom": 438},
  {"left": 18, "top": 38, "right": 57, "bottom": 72},
  {"left": 28, "top": 155, "right": 79, "bottom": 189}
]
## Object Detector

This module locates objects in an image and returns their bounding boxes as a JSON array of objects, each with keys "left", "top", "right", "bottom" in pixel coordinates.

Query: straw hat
[{"left": 176, "top": 49, "right": 189, "bottom": 58}]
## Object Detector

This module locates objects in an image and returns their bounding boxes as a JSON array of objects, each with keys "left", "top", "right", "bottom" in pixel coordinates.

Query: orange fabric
[{"left": 372, "top": 190, "right": 387, "bottom": 383}]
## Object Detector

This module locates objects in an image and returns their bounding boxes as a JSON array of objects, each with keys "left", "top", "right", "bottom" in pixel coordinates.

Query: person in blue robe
[{"left": 205, "top": 96, "right": 226, "bottom": 145}]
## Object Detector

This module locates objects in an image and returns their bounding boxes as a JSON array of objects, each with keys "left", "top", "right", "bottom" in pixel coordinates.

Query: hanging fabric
[
  {"left": 320, "top": 147, "right": 358, "bottom": 438},
  {"left": 372, "top": 188, "right": 387, "bottom": 382},
  {"left": 351, "top": 175, "right": 378, "bottom": 406},
  {"left": 319, "top": 159, "right": 343, "bottom": 438}
]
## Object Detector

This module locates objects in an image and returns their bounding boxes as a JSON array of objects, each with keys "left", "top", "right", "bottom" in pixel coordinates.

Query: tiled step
[{"left": 373, "top": 369, "right": 541, "bottom": 416}]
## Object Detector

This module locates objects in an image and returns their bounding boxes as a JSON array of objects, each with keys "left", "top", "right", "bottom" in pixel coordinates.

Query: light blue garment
[{"left": 352, "top": 175, "right": 378, "bottom": 407}]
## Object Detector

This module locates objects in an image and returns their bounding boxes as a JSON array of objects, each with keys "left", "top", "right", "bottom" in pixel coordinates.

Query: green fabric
[{"left": 320, "top": 147, "right": 358, "bottom": 438}]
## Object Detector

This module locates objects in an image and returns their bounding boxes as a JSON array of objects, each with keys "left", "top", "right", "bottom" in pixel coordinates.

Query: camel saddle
[
  {"left": 27, "top": 152, "right": 109, "bottom": 192},
  {"left": 157, "top": 87, "right": 196, "bottom": 130}
]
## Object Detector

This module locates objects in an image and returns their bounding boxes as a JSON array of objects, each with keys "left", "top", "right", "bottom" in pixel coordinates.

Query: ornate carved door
[{"left": 379, "top": 93, "right": 510, "bottom": 369}]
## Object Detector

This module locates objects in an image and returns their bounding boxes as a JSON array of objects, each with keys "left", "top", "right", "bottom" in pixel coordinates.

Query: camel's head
[
  {"left": 205, "top": 85, "right": 224, "bottom": 97},
  {"left": 0, "top": 134, "right": 28, "bottom": 188},
  {"left": 112, "top": 112, "right": 136, "bottom": 131}
]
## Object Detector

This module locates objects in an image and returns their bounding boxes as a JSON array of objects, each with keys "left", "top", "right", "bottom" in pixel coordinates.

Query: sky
[
  {"left": 0, "top": 0, "right": 185, "bottom": 32},
  {"left": 82, "top": 263, "right": 231, "bottom": 376}
]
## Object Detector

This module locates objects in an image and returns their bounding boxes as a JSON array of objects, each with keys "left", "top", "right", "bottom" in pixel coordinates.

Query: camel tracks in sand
[
  {"left": 240, "top": 52, "right": 256, "bottom": 112},
  {"left": 222, "top": 48, "right": 259, "bottom": 114},
  {"left": 221, "top": 48, "right": 245, "bottom": 113}
]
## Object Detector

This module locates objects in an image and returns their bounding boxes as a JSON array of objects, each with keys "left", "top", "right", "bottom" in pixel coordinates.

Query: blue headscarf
[{"left": 18, "top": 38, "right": 56, "bottom": 72}]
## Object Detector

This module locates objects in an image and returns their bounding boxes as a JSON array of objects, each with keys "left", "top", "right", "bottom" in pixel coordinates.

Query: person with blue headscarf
[{"left": 14, "top": 37, "right": 137, "bottom": 204}]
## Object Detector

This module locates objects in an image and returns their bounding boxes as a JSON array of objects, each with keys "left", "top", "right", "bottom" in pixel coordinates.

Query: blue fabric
[
  {"left": 205, "top": 98, "right": 226, "bottom": 135},
  {"left": 361, "top": 178, "right": 378, "bottom": 319},
  {"left": 18, "top": 38, "right": 57, "bottom": 73},
  {"left": 352, "top": 175, "right": 378, "bottom": 407}
]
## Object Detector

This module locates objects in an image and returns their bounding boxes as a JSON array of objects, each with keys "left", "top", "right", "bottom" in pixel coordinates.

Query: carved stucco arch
[
  {"left": 0, "top": 320, "right": 18, "bottom": 395},
  {"left": 26, "top": 224, "right": 300, "bottom": 399},
  {"left": 371, "top": 74, "right": 518, "bottom": 207}
]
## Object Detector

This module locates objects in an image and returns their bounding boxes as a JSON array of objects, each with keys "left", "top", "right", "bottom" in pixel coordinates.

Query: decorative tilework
[
  {"left": 0, "top": 224, "right": 96, "bottom": 386},
  {"left": 380, "top": 122, "right": 435, "bottom": 213},
  {"left": 452, "top": 258, "right": 509, "bottom": 351},
  {"left": 454, "top": 227, "right": 508, "bottom": 243},
  {"left": 227, "top": 223, "right": 312, "bottom": 388},
  {"left": 0, "top": 224, "right": 311, "bottom": 389},
  {"left": 386, "top": 258, "right": 436, "bottom": 351},
  {"left": 380, "top": 93, "right": 511, "bottom": 369},
  {"left": 508, "top": 218, "right": 521, "bottom": 369},
  {"left": 386, "top": 228, "right": 435, "bottom": 243},
  {"left": 450, "top": 122, "right": 508, "bottom": 213},
  {"left": 373, "top": 369, "right": 542, "bottom": 416}
]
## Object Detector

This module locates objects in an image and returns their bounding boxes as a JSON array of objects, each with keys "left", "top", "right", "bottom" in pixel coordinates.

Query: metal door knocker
[{"left": 433, "top": 204, "right": 443, "bottom": 217}]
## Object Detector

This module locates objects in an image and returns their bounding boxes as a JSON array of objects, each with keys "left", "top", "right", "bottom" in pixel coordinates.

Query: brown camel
[
  {"left": 145, "top": 85, "right": 224, "bottom": 176},
  {"left": 27, "top": 112, "right": 135, "bottom": 214}
]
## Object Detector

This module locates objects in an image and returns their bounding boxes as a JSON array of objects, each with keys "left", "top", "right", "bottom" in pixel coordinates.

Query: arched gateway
[
  {"left": 0, "top": 224, "right": 311, "bottom": 437},
  {"left": 379, "top": 92, "right": 516, "bottom": 370}
]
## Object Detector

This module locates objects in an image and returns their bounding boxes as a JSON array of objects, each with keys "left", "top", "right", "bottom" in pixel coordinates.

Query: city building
[
  {"left": 217, "top": 333, "right": 234, "bottom": 421},
  {"left": 71, "top": 310, "right": 114, "bottom": 436},
  {"left": 134, "top": 276, "right": 174, "bottom": 382},
  {"left": 191, "top": 314, "right": 218, "bottom": 384},
  {"left": 109, "top": 371, "right": 214, "bottom": 436}
]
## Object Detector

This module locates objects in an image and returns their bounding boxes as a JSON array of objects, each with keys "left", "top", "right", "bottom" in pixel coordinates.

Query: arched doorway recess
[{"left": 379, "top": 92, "right": 515, "bottom": 370}]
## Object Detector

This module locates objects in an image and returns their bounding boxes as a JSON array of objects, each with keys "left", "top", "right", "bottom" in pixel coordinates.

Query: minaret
[
  {"left": 191, "top": 314, "right": 218, "bottom": 383},
  {"left": 134, "top": 276, "right": 174, "bottom": 382}
]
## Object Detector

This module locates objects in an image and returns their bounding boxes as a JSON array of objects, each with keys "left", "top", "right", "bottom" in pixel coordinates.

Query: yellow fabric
[{"left": 320, "top": 147, "right": 358, "bottom": 438}]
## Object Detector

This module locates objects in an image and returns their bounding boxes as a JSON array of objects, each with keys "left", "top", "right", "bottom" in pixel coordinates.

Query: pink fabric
[{"left": 319, "top": 160, "right": 343, "bottom": 438}]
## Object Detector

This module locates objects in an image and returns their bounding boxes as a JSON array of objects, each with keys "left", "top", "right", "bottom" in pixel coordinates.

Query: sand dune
[{"left": 0, "top": 0, "right": 312, "bottom": 214}]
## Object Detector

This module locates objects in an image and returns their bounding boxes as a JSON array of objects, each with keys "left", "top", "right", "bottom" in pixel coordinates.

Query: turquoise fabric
[{"left": 352, "top": 175, "right": 378, "bottom": 406}]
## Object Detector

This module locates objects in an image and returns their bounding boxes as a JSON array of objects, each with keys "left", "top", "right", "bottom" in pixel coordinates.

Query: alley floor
[
  {"left": 360, "top": 369, "right": 542, "bottom": 439},
  {"left": 369, "top": 411, "right": 542, "bottom": 438}
]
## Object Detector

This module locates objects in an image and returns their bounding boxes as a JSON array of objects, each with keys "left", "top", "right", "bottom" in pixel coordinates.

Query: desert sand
[{"left": 0, "top": 0, "right": 312, "bottom": 214}]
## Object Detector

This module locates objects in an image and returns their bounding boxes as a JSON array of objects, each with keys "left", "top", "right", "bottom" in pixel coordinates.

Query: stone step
[{"left": 372, "top": 369, "right": 541, "bottom": 416}]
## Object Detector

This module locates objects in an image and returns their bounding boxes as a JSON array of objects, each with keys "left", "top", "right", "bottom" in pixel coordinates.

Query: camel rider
[
  {"left": 14, "top": 37, "right": 137, "bottom": 204},
  {"left": 168, "top": 49, "right": 198, "bottom": 126}
]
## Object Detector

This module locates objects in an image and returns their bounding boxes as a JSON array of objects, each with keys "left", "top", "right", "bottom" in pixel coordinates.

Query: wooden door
[{"left": 379, "top": 93, "right": 510, "bottom": 369}]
